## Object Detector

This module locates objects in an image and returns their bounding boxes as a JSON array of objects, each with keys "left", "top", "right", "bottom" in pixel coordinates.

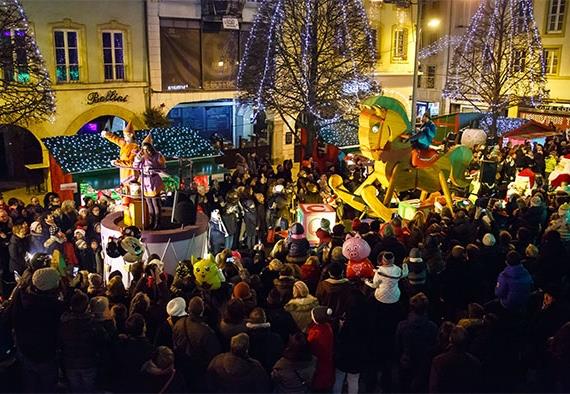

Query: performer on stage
[
  {"left": 133, "top": 134, "right": 166, "bottom": 230},
  {"left": 101, "top": 121, "right": 139, "bottom": 184}
]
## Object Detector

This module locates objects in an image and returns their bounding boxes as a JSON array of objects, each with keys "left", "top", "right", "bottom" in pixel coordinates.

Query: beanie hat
[
  {"left": 167, "top": 297, "right": 188, "bottom": 317},
  {"left": 90, "top": 296, "right": 109, "bottom": 318},
  {"left": 379, "top": 251, "right": 395, "bottom": 265},
  {"left": 506, "top": 250, "right": 521, "bottom": 266},
  {"left": 451, "top": 245, "right": 465, "bottom": 258},
  {"left": 311, "top": 306, "right": 332, "bottom": 324},
  {"left": 293, "top": 281, "right": 309, "bottom": 298},
  {"left": 332, "top": 223, "right": 345, "bottom": 236},
  {"left": 320, "top": 218, "right": 331, "bottom": 233},
  {"left": 74, "top": 228, "right": 86, "bottom": 238},
  {"left": 75, "top": 239, "right": 88, "bottom": 250},
  {"left": 32, "top": 267, "right": 60, "bottom": 292},
  {"left": 328, "top": 261, "right": 344, "bottom": 279},
  {"left": 30, "top": 221, "right": 42, "bottom": 235},
  {"left": 248, "top": 307, "right": 267, "bottom": 324},
  {"left": 290, "top": 223, "right": 305, "bottom": 240},
  {"left": 351, "top": 218, "right": 361, "bottom": 232},
  {"left": 269, "top": 259, "right": 284, "bottom": 271},
  {"left": 233, "top": 282, "right": 251, "bottom": 299},
  {"left": 482, "top": 233, "right": 496, "bottom": 247},
  {"left": 408, "top": 248, "right": 422, "bottom": 262},
  {"left": 187, "top": 296, "right": 204, "bottom": 316}
]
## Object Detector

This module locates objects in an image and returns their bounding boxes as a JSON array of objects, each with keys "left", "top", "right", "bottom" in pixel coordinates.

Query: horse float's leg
[
  {"left": 438, "top": 171, "right": 453, "bottom": 210},
  {"left": 383, "top": 163, "right": 400, "bottom": 206}
]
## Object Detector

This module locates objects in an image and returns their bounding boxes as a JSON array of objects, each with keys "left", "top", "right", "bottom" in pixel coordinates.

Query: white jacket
[{"left": 366, "top": 263, "right": 409, "bottom": 304}]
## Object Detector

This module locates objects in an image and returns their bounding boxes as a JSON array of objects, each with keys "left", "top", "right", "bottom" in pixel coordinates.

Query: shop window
[
  {"left": 0, "top": 28, "right": 28, "bottom": 83},
  {"left": 102, "top": 31, "right": 125, "bottom": 81},
  {"left": 543, "top": 47, "right": 560, "bottom": 74},
  {"left": 54, "top": 29, "right": 79, "bottom": 82},
  {"left": 547, "top": 0, "right": 566, "bottom": 34},
  {"left": 391, "top": 26, "right": 408, "bottom": 62},
  {"left": 202, "top": 28, "right": 239, "bottom": 90},
  {"left": 426, "top": 65, "right": 436, "bottom": 89}
]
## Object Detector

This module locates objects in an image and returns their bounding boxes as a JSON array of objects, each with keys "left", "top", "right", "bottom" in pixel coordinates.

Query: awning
[{"left": 502, "top": 119, "right": 560, "bottom": 140}]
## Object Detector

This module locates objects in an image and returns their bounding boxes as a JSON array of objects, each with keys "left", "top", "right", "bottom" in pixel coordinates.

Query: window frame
[
  {"left": 53, "top": 29, "right": 80, "bottom": 83},
  {"left": 101, "top": 30, "right": 125, "bottom": 81},
  {"left": 543, "top": 47, "right": 561, "bottom": 75},
  {"left": 546, "top": 0, "right": 567, "bottom": 35},
  {"left": 391, "top": 25, "right": 408, "bottom": 63},
  {"left": 1, "top": 28, "right": 29, "bottom": 83},
  {"left": 426, "top": 65, "right": 436, "bottom": 89}
]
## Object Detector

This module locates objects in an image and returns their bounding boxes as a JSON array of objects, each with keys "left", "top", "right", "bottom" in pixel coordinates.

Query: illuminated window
[
  {"left": 54, "top": 30, "right": 79, "bottom": 82},
  {"left": 102, "top": 31, "right": 125, "bottom": 81},
  {"left": 547, "top": 0, "right": 566, "bottom": 34},
  {"left": 0, "top": 29, "right": 28, "bottom": 83},
  {"left": 392, "top": 26, "right": 408, "bottom": 62},
  {"left": 543, "top": 47, "right": 560, "bottom": 74}
]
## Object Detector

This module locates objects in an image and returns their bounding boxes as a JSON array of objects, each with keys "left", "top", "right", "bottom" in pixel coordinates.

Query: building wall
[{"left": 22, "top": 0, "right": 149, "bottom": 143}]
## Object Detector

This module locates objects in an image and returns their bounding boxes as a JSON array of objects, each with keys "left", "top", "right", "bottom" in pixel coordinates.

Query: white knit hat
[{"left": 166, "top": 297, "right": 188, "bottom": 317}]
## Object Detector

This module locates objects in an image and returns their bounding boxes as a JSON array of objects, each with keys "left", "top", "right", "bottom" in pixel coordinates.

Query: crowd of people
[{"left": 0, "top": 133, "right": 569, "bottom": 393}]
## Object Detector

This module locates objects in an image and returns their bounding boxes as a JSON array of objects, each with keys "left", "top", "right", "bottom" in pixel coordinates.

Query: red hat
[
  {"left": 233, "top": 281, "right": 251, "bottom": 299},
  {"left": 351, "top": 218, "right": 361, "bottom": 232}
]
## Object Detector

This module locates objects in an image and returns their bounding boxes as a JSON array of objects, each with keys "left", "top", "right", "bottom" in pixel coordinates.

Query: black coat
[
  {"left": 112, "top": 335, "right": 155, "bottom": 393},
  {"left": 8, "top": 234, "right": 28, "bottom": 275},
  {"left": 247, "top": 324, "right": 284, "bottom": 372},
  {"left": 59, "top": 311, "right": 106, "bottom": 370},
  {"left": 207, "top": 352, "right": 271, "bottom": 393},
  {"left": 263, "top": 304, "right": 299, "bottom": 344},
  {"left": 429, "top": 349, "right": 482, "bottom": 393}
]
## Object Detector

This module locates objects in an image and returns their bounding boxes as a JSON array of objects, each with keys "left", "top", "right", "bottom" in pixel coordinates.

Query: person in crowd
[
  {"left": 307, "top": 306, "right": 335, "bottom": 392},
  {"left": 284, "top": 280, "right": 320, "bottom": 332},
  {"left": 207, "top": 333, "right": 270, "bottom": 393},
  {"left": 272, "top": 332, "right": 316, "bottom": 393},
  {"left": 140, "top": 346, "right": 188, "bottom": 393},
  {"left": 246, "top": 307, "right": 284, "bottom": 373},
  {"left": 494, "top": 250, "right": 534, "bottom": 313}
]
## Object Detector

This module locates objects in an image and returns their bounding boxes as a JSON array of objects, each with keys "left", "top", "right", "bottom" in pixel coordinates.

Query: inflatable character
[
  {"left": 192, "top": 254, "right": 225, "bottom": 290},
  {"left": 329, "top": 96, "right": 473, "bottom": 221},
  {"left": 342, "top": 234, "right": 374, "bottom": 279}
]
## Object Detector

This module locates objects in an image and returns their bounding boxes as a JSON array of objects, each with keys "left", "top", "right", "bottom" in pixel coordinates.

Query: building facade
[{"left": 416, "top": 0, "right": 570, "bottom": 132}]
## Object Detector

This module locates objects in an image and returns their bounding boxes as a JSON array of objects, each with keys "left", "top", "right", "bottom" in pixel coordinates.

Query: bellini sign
[{"left": 86, "top": 90, "right": 128, "bottom": 105}]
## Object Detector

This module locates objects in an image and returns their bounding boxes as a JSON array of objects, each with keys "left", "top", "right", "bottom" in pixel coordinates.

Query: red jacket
[{"left": 307, "top": 322, "right": 334, "bottom": 391}]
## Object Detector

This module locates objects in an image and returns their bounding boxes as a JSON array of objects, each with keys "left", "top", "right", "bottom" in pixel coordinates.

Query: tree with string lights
[
  {"left": 0, "top": 0, "right": 55, "bottom": 125},
  {"left": 443, "top": 0, "right": 546, "bottom": 142},
  {"left": 237, "top": 0, "right": 379, "bottom": 149}
]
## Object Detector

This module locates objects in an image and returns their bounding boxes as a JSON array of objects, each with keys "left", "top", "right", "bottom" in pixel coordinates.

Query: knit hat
[
  {"left": 379, "top": 251, "right": 394, "bottom": 265},
  {"left": 320, "top": 218, "right": 331, "bottom": 233},
  {"left": 166, "top": 297, "right": 188, "bottom": 317},
  {"left": 289, "top": 223, "right": 305, "bottom": 240},
  {"left": 30, "top": 221, "right": 42, "bottom": 235},
  {"left": 293, "top": 281, "right": 309, "bottom": 298},
  {"left": 90, "top": 296, "right": 109, "bottom": 319},
  {"left": 187, "top": 296, "right": 204, "bottom": 316},
  {"left": 408, "top": 248, "right": 422, "bottom": 262},
  {"left": 332, "top": 223, "right": 345, "bottom": 236},
  {"left": 74, "top": 228, "right": 86, "bottom": 238},
  {"left": 233, "top": 281, "right": 251, "bottom": 299},
  {"left": 32, "top": 267, "right": 60, "bottom": 292},
  {"left": 311, "top": 306, "right": 332, "bottom": 324},
  {"left": 482, "top": 233, "right": 496, "bottom": 247},
  {"left": 88, "top": 273, "right": 103, "bottom": 288},
  {"left": 269, "top": 259, "right": 284, "bottom": 271},
  {"left": 351, "top": 218, "right": 361, "bottom": 232},
  {"left": 248, "top": 307, "right": 267, "bottom": 324}
]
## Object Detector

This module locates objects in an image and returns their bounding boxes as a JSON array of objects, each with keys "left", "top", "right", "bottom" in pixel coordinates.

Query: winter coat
[
  {"left": 12, "top": 288, "right": 65, "bottom": 362},
  {"left": 272, "top": 356, "right": 316, "bottom": 393},
  {"left": 335, "top": 290, "right": 369, "bottom": 373},
  {"left": 246, "top": 322, "right": 284, "bottom": 373},
  {"left": 429, "top": 349, "right": 482, "bottom": 393},
  {"left": 58, "top": 311, "right": 105, "bottom": 370},
  {"left": 209, "top": 219, "right": 227, "bottom": 251},
  {"left": 370, "top": 236, "right": 407, "bottom": 266},
  {"left": 495, "top": 264, "right": 533, "bottom": 311},
  {"left": 263, "top": 304, "right": 299, "bottom": 344},
  {"left": 112, "top": 335, "right": 155, "bottom": 393},
  {"left": 307, "top": 322, "right": 334, "bottom": 391},
  {"left": 172, "top": 315, "right": 221, "bottom": 376},
  {"left": 284, "top": 295, "right": 320, "bottom": 332},
  {"left": 140, "top": 361, "right": 188, "bottom": 394},
  {"left": 8, "top": 234, "right": 28, "bottom": 275},
  {"left": 218, "top": 319, "right": 248, "bottom": 350},
  {"left": 287, "top": 238, "right": 310, "bottom": 261},
  {"left": 395, "top": 313, "right": 438, "bottom": 392},
  {"left": 207, "top": 352, "right": 271, "bottom": 393},
  {"left": 366, "top": 264, "right": 409, "bottom": 304},
  {"left": 300, "top": 262, "right": 321, "bottom": 294},
  {"left": 315, "top": 278, "right": 354, "bottom": 321}
]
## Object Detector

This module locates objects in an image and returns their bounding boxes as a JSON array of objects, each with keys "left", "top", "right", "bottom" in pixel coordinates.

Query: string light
[
  {"left": 42, "top": 127, "right": 219, "bottom": 174},
  {"left": 418, "top": 35, "right": 463, "bottom": 60}
]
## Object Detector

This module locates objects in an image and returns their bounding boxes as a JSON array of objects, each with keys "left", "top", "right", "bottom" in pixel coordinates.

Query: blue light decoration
[
  {"left": 42, "top": 127, "right": 220, "bottom": 174},
  {"left": 480, "top": 115, "right": 526, "bottom": 135}
]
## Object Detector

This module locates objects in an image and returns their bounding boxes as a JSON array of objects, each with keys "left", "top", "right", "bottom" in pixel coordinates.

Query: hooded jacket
[
  {"left": 207, "top": 352, "right": 270, "bottom": 393},
  {"left": 272, "top": 356, "right": 316, "bottom": 393},
  {"left": 366, "top": 264, "right": 409, "bottom": 304},
  {"left": 495, "top": 264, "right": 533, "bottom": 311},
  {"left": 140, "top": 360, "right": 187, "bottom": 393},
  {"left": 284, "top": 295, "right": 320, "bottom": 332}
]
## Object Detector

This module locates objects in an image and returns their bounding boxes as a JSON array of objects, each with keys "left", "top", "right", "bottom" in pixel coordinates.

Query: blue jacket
[
  {"left": 495, "top": 264, "right": 533, "bottom": 311},
  {"left": 411, "top": 120, "right": 436, "bottom": 149}
]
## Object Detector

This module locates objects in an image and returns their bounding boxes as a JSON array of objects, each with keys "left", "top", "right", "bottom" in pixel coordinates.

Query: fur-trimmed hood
[{"left": 284, "top": 295, "right": 319, "bottom": 312}]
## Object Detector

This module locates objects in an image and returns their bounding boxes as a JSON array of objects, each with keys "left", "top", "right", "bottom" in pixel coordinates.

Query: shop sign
[
  {"left": 531, "top": 103, "right": 570, "bottom": 114},
  {"left": 222, "top": 17, "right": 239, "bottom": 30},
  {"left": 86, "top": 90, "right": 128, "bottom": 105},
  {"left": 60, "top": 182, "right": 78, "bottom": 192}
]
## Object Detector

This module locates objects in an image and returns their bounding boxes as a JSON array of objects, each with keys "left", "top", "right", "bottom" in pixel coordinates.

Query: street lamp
[{"left": 427, "top": 17, "right": 441, "bottom": 29}]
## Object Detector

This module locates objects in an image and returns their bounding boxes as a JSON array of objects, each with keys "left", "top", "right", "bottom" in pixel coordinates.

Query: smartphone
[
  {"left": 14, "top": 271, "right": 21, "bottom": 282},
  {"left": 73, "top": 267, "right": 79, "bottom": 277},
  {"left": 226, "top": 257, "right": 235, "bottom": 263}
]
